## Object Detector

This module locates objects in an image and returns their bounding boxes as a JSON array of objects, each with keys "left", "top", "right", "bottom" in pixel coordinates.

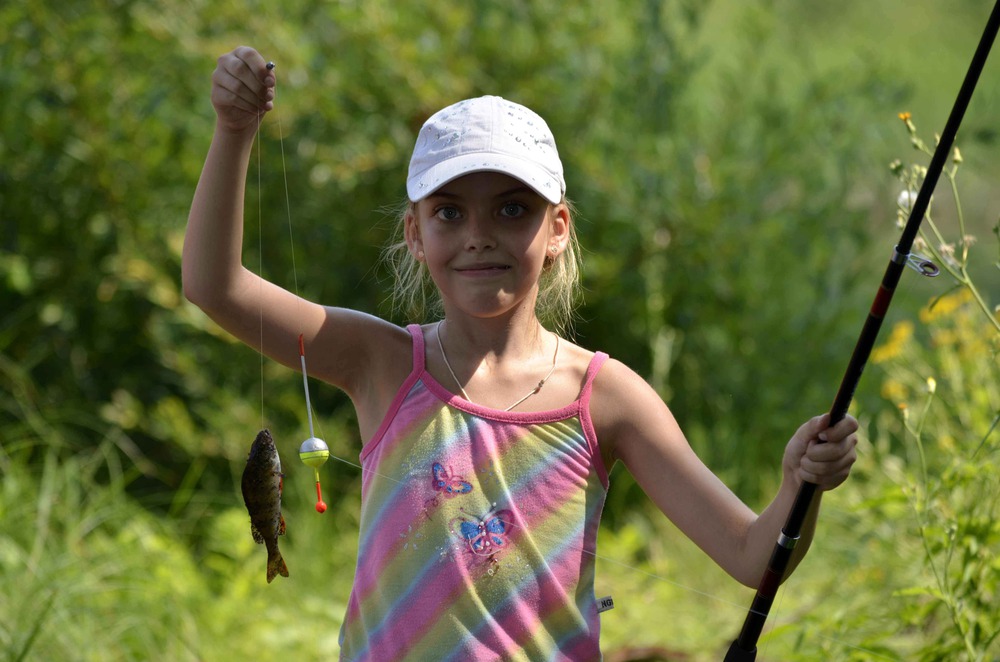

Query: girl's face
[{"left": 406, "top": 171, "right": 569, "bottom": 321}]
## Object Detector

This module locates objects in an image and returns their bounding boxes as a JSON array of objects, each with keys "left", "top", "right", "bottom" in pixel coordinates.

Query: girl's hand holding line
[{"left": 211, "top": 46, "right": 275, "bottom": 135}]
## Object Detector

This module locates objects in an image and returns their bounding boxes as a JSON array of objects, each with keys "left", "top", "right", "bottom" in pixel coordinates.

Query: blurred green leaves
[
  {"left": 0, "top": 0, "right": 956, "bottom": 499},
  {"left": 2, "top": 0, "right": 998, "bottom": 659}
]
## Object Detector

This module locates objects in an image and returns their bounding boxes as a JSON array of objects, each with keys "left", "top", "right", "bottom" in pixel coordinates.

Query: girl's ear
[
  {"left": 404, "top": 204, "right": 424, "bottom": 261},
  {"left": 548, "top": 202, "right": 571, "bottom": 258}
]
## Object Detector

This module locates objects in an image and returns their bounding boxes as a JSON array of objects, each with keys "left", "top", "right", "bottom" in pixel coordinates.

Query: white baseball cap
[{"left": 406, "top": 95, "right": 566, "bottom": 205}]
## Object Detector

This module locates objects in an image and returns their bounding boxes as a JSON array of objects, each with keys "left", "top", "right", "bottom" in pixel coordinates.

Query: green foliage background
[{"left": 1, "top": 0, "right": 998, "bottom": 660}]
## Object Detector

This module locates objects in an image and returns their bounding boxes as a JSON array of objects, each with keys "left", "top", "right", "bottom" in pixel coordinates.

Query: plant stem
[
  {"left": 962, "top": 275, "right": 1000, "bottom": 335},
  {"left": 946, "top": 168, "right": 969, "bottom": 262}
]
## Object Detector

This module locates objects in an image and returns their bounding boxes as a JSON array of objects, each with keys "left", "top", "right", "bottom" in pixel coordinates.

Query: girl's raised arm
[{"left": 182, "top": 46, "right": 404, "bottom": 402}]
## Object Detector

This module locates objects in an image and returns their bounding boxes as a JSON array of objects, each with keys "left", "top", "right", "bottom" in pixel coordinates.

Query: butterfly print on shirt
[
  {"left": 431, "top": 462, "right": 473, "bottom": 498},
  {"left": 450, "top": 506, "right": 515, "bottom": 557}
]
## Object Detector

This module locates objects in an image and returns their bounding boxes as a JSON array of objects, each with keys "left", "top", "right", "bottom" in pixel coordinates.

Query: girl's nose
[{"left": 463, "top": 215, "right": 496, "bottom": 252}]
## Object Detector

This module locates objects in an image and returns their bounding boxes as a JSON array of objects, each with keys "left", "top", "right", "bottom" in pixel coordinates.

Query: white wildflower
[{"left": 897, "top": 189, "right": 918, "bottom": 212}]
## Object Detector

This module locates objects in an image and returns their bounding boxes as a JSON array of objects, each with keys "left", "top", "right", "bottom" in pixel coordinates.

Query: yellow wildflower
[
  {"left": 871, "top": 320, "right": 914, "bottom": 363},
  {"left": 881, "top": 379, "right": 909, "bottom": 403},
  {"left": 898, "top": 111, "right": 917, "bottom": 134},
  {"left": 931, "top": 327, "right": 958, "bottom": 348},
  {"left": 920, "top": 289, "right": 973, "bottom": 324}
]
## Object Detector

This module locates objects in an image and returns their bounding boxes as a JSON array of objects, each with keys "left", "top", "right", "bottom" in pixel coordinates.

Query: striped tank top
[{"left": 338, "top": 324, "right": 610, "bottom": 661}]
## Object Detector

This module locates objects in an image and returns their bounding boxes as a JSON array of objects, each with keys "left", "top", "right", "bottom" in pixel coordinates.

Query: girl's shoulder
[
  {"left": 536, "top": 338, "right": 604, "bottom": 410},
  {"left": 310, "top": 311, "right": 415, "bottom": 441},
  {"left": 586, "top": 353, "right": 676, "bottom": 464},
  {"left": 550, "top": 339, "right": 643, "bottom": 401},
  {"left": 310, "top": 309, "right": 413, "bottom": 382}
]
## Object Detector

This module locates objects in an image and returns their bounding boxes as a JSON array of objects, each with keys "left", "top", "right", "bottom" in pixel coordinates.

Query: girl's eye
[
  {"left": 435, "top": 207, "right": 461, "bottom": 221},
  {"left": 500, "top": 202, "right": 526, "bottom": 218}
]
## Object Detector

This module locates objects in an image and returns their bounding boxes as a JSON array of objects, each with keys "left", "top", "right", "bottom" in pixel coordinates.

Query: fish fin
[
  {"left": 278, "top": 513, "right": 286, "bottom": 536},
  {"left": 250, "top": 520, "right": 265, "bottom": 545},
  {"left": 266, "top": 551, "right": 289, "bottom": 583}
]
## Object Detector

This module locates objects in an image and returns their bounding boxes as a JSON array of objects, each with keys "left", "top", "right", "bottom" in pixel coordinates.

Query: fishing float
[{"left": 297, "top": 334, "right": 329, "bottom": 513}]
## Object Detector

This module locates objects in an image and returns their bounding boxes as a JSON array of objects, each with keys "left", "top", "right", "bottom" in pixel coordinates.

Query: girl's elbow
[
  {"left": 181, "top": 272, "right": 210, "bottom": 309},
  {"left": 733, "top": 545, "right": 812, "bottom": 590},
  {"left": 733, "top": 564, "right": 764, "bottom": 589},
  {"left": 181, "top": 269, "right": 225, "bottom": 313}
]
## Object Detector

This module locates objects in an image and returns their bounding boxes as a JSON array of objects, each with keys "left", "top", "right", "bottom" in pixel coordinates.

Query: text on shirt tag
[{"left": 596, "top": 596, "right": 615, "bottom": 613}]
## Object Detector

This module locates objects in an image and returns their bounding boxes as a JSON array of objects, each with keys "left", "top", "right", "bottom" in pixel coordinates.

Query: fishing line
[
  {"left": 254, "top": 67, "right": 316, "bottom": 507},
  {"left": 276, "top": 112, "right": 299, "bottom": 298},
  {"left": 257, "top": 107, "right": 266, "bottom": 431}
]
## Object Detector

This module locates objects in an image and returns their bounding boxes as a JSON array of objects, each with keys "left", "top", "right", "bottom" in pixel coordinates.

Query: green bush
[{"left": 3, "top": 2, "right": 998, "bottom": 660}]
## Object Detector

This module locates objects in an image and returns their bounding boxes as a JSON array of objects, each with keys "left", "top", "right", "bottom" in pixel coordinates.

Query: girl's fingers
[
  {"left": 800, "top": 437, "right": 857, "bottom": 488},
  {"left": 219, "top": 60, "right": 270, "bottom": 104},
  {"left": 807, "top": 434, "right": 858, "bottom": 461},
  {"left": 806, "top": 441, "right": 857, "bottom": 469},
  {"left": 212, "top": 47, "right": 275, "bottom": 119},
  {"left": 786, "top": 413, "right": 858, "bottom": 490},
  {"left": 817, "top": 415, "right": 859, "bottom": 444},
  {"left": 212, "top": 75, "right": 260, "bottom": 114},
  {"left": 787, "top": 414, "right": 827, "bottom": 453},
  {"left": 229, "top": 47, "right": 274, "bottom": 96}
]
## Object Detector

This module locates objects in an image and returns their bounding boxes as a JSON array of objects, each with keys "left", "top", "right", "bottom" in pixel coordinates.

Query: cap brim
[{"left": 407, "top": 153, "right": 563, "bottom": 205}]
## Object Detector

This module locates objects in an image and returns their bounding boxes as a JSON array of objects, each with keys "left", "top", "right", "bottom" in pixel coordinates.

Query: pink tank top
[{"left": 338, "top": 324, "right": 610, "bottom": 661}]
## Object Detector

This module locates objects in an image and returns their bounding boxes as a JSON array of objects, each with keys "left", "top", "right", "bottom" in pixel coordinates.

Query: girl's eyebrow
[
  {"left": 494, "top": 185, "right": 535, "bottom": 198},
  {"left": 428, "top": 185, "right": 536, "bottom": 201}
]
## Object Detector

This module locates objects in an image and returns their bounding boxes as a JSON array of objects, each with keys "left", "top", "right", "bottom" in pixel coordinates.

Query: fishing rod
[{"left": 724, "top": 3, "right": 1000, "bottom": 660}]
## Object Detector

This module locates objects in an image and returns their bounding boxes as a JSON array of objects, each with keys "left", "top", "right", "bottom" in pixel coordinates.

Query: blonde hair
[{"left": 382, "top": 198, "right": 583, "bottom": 336}]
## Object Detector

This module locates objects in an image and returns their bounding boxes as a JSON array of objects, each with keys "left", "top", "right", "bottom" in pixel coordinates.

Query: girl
[{"left": 183, "top": 46, "right": 858, "bottom": 661}]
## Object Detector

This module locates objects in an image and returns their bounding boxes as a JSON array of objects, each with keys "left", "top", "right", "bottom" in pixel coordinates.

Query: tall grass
[
  {"left": 0, "top": 426, "right": 365, "bottom": 661},
  {"left": 0, "top": 432, "right": 901, "bottom": 661},
  {"left": 1, "top": 437, "right": 199, "bottom": 660}
]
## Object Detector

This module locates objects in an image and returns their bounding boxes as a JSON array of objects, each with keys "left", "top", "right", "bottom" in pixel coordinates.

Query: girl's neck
[
  {"left": 436, "top": 313, "right": 549, "bottom": 364},
  {"left": 434, "top": 316, "right": 560, "bottom": 411}
]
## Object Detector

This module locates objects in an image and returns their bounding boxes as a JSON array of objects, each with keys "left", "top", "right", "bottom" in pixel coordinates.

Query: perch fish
[{"left": 241, "top": 429, "right": 289, "bottom": 583}]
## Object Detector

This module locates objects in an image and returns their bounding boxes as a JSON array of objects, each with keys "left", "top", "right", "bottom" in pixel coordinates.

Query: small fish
[{"left": 241, "top": 429, "right": 289, "bottom": 583}]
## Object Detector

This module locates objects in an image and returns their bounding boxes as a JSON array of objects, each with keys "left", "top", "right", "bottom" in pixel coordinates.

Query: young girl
[{"left": 184, "top": 46, "right": 858, "bottom": 661}]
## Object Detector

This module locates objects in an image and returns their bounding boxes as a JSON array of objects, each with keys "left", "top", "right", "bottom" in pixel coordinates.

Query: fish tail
[{"left": 266, "top": 549, "right": 289, "bottom": 583}]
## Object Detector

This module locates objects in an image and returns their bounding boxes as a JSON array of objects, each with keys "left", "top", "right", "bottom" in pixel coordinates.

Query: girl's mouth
[{"left": 455, "top": 264, "right": 511, "bottom": 276}]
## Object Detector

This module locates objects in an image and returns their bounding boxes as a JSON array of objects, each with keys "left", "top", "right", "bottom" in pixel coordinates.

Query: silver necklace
[{"left": 435, "top": 320, "right": 560, "bottom": 412}]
